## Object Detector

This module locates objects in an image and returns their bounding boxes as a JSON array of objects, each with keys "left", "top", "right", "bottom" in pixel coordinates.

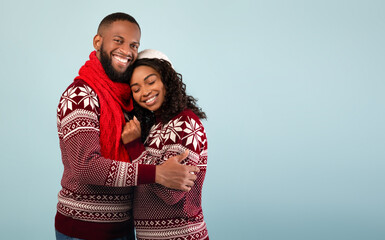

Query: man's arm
[
  {"left": 122, "top": 118, "right": 199, "bottom": 191},
  {"left": 57, "top": 80, "right": 154, "bottom": 187},
  {"left": 155, "top": 150, "right": 199, "bottom": 191}
]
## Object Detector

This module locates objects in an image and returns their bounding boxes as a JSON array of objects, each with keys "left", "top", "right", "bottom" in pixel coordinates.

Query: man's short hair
[{"left": 97, "top": 12, "right": 140, "bottom": 34}]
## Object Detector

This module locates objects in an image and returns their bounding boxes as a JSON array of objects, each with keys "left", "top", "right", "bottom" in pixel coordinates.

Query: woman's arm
[{"left": 124, "top": 111, "right": 207, "bottom": 204}]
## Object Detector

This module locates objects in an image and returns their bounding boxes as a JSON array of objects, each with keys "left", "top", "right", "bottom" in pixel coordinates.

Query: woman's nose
[{"left": 143, "top": 88, "right": 151, "bottom": 97}]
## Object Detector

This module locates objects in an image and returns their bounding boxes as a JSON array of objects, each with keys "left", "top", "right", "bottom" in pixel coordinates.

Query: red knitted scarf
[{"left": 75, "top": 51, "right": 133, "bottom": 162}]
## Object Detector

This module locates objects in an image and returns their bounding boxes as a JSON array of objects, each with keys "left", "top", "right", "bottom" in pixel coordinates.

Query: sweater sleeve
[
  {"left": 125, "top": 111, "right": 207, "bottom": 205},
  {"left": 57, "top": 80, "right": 155, "bottom": 187}
]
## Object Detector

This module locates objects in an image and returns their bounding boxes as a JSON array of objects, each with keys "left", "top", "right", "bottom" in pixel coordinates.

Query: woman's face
[{"left": 130, "top": 65, "right": 166, "bottom": 113}]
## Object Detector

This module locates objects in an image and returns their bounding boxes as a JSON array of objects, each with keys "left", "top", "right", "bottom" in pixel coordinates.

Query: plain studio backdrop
[{"left": 0, "top": 0, "right": 384, "bottom": 239}]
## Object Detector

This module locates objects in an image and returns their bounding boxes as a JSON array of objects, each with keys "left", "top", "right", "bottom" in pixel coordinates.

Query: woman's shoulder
[{"left": 174, "top": 109, "right": 203, "bottom": 123}]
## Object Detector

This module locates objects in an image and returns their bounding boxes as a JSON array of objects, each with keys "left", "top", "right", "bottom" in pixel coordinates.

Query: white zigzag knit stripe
[
  {"left": 136, "top": 222, "right": 207, "bottom": 239},
  {"left": 115, "top": 161, "right": 127, "bottom": 187},
  {"left": 58, "top": 195, "right": 132, "bottom": 212},
  {"left": 112, "top": 161, "right": 139, "bottom": 186},
  {"left": 61, "top": 109, "right": 99, "bottom": 140},
  {"left": 134, "top": 162, "right": 139, "bottom": 185},
  {"left": 60, "top": 109, "right": 98, "bottom": 126},
  {"left": 146, "top": 144, "right": 202, "bottom": 164},
  {"left": 62, "top": 127, "right": 100, "bottom": 140}
]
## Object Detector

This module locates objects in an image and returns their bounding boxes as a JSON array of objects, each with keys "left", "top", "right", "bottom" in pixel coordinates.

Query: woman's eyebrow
[
  {"left": 131, "top": 73, "right": 157, "bottom": 87},
  {"left": 144, "top": 74, "right": 157, "bottom": 81}
]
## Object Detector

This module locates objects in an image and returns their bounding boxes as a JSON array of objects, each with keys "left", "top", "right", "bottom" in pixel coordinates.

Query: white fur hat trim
[{"left": 137, "top": 49, "right": 173, "bottom": 67}]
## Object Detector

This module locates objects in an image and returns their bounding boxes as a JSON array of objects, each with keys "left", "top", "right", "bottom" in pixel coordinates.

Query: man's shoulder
[
  {"left": 64, "top": 79, "right": 93, "bottom": 91},
  {"left": 57, "top": 79, "right": 100, "bottom": 118}
]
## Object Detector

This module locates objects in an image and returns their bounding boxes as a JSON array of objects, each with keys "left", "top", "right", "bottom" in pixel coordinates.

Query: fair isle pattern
[
  {"left": 136, "top": 143, "right": 206, "bottom": 168},
  {"left": 148, "top": 144, "right": 202, "bottom": 166},
  {"left": 105, "top": 160, "right": 137, "bottom": 187},
  {"left": 57, "top": 188, "right": 133, "bottom": 223},
  {"left": 59, "top": 85, "right": 77, "bottom": 116},
  {"left": 146, "top": 116, "right": 206, "bottom": 151},
  {"left": 58, "top": 84, "right": 99, "bottom": 117},
  {"left": 162, "top": 116, "right": 184, "bottom": 143},
  {"left": 57, "top": 196, "right": 132, "bottom": 222},
  {"left": 132, "top": 150, "right": 157, "bottom": 165},
  {"left": 136, "top": 222, "right": 208, "bottom": 240},
  {"left": 56, "top": 80, "right": 138, "bottom": 226},
  {"left": 59, "top": 188, "right": 133, "bottom": 202},
  {"left": 57, "top": 203, "right": 130, "bottom": 223},
  {"left": 131, "top": 109, "right": 208, "bottom": 240},
  {"left": 77, "top": 85, "right": 99, "bottom": 110},
  {"left": 146, "top": 123, "right": 163, "bottom": 148},
  {"left": 135, "top": 212, "right": 205, "bottom": 230},
  {"left": 59, "top": 109, "right": 99, "bottom": 140},
  {"left": 182, "top": 117, "right": 205, "bottom": 151}
]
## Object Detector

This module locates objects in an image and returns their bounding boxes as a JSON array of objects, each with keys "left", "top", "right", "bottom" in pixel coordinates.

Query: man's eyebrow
[{"left": 112, "top": 35, "right": 140, "bottom": 44}]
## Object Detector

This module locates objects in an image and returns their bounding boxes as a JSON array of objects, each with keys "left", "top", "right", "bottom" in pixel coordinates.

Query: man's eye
[
  {"left": 114, "top": 39, "right": 122, "bottom": 44},
  {"left": 131, "top": 44, "right": 139, "bottom": 49}
]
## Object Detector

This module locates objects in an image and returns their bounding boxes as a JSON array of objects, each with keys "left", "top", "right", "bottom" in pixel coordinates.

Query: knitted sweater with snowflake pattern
[
  {"left": 124, "top": 109, "right": 209, "bottom": 240},
  {"left": 55, "top": 79, "right": 156, "bottom": 240}
]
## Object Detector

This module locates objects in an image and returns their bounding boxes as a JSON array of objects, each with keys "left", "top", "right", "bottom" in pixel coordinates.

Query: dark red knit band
[
  {"left": 137, "top": 164, "right": 156, "bottom": 184},
  {"left": 55, "top": 212, "right": 134, "bottom": 240}
]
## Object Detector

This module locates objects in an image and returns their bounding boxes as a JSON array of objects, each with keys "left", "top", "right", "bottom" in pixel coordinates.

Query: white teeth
[
  {"left": 114, "top": 55, "right": 129, "bottom": 63},
  {"left": 146, "top": 96, "right": 157, "bottom": 103}
]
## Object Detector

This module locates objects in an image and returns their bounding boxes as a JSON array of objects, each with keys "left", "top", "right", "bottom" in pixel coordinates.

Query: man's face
[{"left": 94, "top": 20, "right": 141, "bottom": 82}]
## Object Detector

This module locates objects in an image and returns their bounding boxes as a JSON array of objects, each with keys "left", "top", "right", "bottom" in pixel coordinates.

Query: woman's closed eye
[{"left": 132, "top": 87, "right": 140, "bottom": 93}]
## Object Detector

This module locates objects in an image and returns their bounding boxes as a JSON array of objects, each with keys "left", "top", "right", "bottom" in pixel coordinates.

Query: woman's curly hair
[{"left": 128, "top": 58, "right": 207, "bottom": 142}]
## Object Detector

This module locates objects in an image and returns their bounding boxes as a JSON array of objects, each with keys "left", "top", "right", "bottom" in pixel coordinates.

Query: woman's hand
[{"left": 121, "top": 116, "right": 141, "bottom": 144}]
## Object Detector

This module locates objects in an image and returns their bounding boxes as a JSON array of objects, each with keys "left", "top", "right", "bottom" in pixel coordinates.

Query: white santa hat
[{"left": 137, "top": 49, "right": 173, "bottom": 67}]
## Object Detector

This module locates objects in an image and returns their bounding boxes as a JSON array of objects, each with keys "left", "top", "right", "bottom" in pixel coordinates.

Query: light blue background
[{"left": 1, "top": 0, "right": 384, "bottom": 239}]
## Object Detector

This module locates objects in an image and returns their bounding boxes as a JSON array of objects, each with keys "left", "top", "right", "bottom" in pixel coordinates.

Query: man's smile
[{"left": 112, "top": 53, "right": 132, "bottom": 66}]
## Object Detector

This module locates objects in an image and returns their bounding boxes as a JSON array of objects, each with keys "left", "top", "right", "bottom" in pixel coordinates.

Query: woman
[{"left": 121, "top": 49, "right": 209, "bottom": 240}]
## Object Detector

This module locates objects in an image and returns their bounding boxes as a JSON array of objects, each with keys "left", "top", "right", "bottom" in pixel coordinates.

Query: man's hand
[
  {"left": 121, "top": 116, "right": 141, "bottom": 144},
  {"left": 155, "top": 150, "right": 200, "bottom": 192}
]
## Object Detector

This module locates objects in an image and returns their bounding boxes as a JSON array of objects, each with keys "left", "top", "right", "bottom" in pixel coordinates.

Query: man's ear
[{"left": 93, "top": 34, "right": 102, "bottom": 51}]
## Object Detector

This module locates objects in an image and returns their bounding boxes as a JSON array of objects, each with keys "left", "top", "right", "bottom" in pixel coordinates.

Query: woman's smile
[{"left": 144, "top": 94, "right": 158, "bottom": 106}]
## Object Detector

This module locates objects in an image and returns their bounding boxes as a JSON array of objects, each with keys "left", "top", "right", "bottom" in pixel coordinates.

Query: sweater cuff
[
  {"left": 124, "top": 139, "right": 145, "bottom": 161},
  {"left": 137, "top": 164, "right": 156, "bottom": 184}
]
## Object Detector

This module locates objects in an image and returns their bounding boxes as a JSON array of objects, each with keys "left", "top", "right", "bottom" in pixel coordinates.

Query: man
[{"left": 55, "top": 12, "right": 199, "bottom": 240}]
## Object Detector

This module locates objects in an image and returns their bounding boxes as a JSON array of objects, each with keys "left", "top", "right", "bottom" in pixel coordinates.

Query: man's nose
[{"left": 119, "top": 44, "right": 132, "bottom": 55}]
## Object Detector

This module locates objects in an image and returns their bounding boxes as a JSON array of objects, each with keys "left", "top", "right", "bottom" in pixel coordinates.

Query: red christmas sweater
[
  {"left": 125, "top": 109, "right": 209, "bottom": 240},
  {"left": 55, "top": 79, "right": 155, "bottom": 240}
]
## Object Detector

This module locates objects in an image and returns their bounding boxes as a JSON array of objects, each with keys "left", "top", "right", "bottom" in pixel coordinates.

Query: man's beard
[{"left": 99, "top": 45, "right": 130, "bottom": 83}]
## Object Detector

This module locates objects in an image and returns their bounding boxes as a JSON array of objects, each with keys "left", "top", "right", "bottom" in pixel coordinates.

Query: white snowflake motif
[
  {"left": 182, "top": 117, "right": 204, "bottom": 150},
  {"left": 146, "top": 123, "right": 163, "bottom": 148},
  {"left": 162, "top": 117, "right": 184, "bottom": 143},
  {"left": 59, "top": 86, "right": 78, "bottom": 116},
  {"left": 77, "top": 85, "right": 99, "bottom": 110},
  {"left": 142, "top": 154, "right": 156, "bottom": 165}
]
